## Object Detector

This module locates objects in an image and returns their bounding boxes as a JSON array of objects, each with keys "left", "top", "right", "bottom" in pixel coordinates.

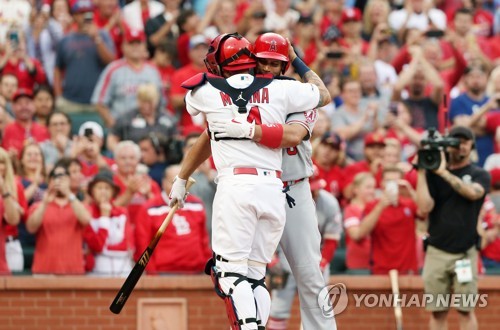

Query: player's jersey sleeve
[
  {"left": 285, "top": 109, "right": 317, "bottom": 140},
  {"left": 185, "top": 88, "right": 205, "bottom": 116},
  {"left": 282, "top": 80, "right": 320, "bottom": 115}
]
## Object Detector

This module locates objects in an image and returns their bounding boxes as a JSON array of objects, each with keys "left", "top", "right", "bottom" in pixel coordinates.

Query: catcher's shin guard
[
  {"left": 248, "top": 261, "right": 269, "bottom": 330},
  {"left": 205, "top": 258, "right": 259, "bottom": 330}
]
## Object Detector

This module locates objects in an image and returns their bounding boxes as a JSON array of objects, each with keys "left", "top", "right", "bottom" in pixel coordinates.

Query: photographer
[{"left": 416, "top": 126, "right": 490, "bottom": 330}]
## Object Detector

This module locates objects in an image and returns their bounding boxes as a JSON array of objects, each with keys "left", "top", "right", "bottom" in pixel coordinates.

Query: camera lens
[{"left": 418, "top": 149, "right": 441, "bottom": 170}]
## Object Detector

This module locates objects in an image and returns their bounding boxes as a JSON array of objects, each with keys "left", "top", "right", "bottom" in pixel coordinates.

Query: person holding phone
[
  {"left": 71, "top": 121, "right": 114, "bottom": 186},
  {"left": 356, "top": 166, "right": 421, "bottom": 274},
  {"left": 25, "top": 6, "right": 64, "bottom": 85},
  {"left": 26, "top": 164, "right": 91, "bottom": 275},
  {"left": 0, "top": 28, "right": 47, "bottom": 90}
]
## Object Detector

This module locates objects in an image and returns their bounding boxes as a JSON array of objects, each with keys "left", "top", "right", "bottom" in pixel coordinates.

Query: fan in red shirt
[
  {"left": 0, "top": 30, "right": 47, "bottom": 90},
  {"left": 83, "top": 170, "right": 134, "bottom": 276},
  {"left": 312, "top": 131, "right": 345, "bottom": 200},
  {"left": 479, "top": 169, "right": 500, "bottom": 269},
  {"left": 343, "top": 132, "right": 385, "bottom": 200},
  {"left": 112, "top": 141, "right": 161, "bottom": 226},
  {"left": 151, "top": 42, "right": 177, "bottom": 114},
  {"left": 1, "top": 89, "right": 49, "bottom": 158},
  {"left": 479, "top": 196, "right": 500, "bottom": 268},
  {"left": 358, "top": 167, "right": 421, "bottom": 275},
  {"left": 93, "top": 0, "right": 123, "bottom": 58},
  {"left": 343, "top": 172, "right": 376, "bottom": 271},
  {"left": 135, "top": 165, "right": 211, "bottom": 273},
  {"left": 338, "top": 8, "right": 370, "bottom": 56},
  {"left": 293, "top": 15, "right": 318, "bottom": 66},
  {"left": 26, "top": 164, "right": 92, "bottom": 275},
  {"left": 0, "top": 148, "right": 27, "bottom": 274},
  {"left": 169, "top": 34, "right": 208, "bottom": 130},
  {"left": 384, "top": 101, "right": 424, "bottom": 162}
]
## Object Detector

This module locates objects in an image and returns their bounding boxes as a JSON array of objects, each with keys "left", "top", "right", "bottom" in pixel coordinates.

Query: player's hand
[
  {"left": 169, "top": 176, "right": 187, "bottom": 208},
  {"left": 209, "top": 119, "right": 255, "bottom": 140}
]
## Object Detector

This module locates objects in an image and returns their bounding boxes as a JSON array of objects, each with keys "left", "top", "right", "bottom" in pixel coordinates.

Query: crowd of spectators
[{"left": 0, "top": 0, "right": 500, "bottom": 277}]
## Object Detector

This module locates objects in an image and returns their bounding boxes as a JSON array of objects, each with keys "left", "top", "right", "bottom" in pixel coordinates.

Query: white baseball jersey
[
  {"left": 186, "top": 74, "right": 320, "bottom": 172},
  {"left": 281, "top": 110, "right": 318, "bottom": 182}
]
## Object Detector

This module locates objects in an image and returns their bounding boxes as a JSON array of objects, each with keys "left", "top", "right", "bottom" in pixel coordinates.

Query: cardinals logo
[
  {"left": 317, "top": 283, "right": 348, "bottom": 318},
  {"left": 269, "top": 40, "right": 277, "bottom": 52}
]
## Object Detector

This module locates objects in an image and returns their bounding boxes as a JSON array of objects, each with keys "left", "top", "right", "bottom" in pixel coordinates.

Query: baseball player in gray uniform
[
  {"left": 268, "top": 169, "right": 343, "bottom": 329},
  {"left": 210, "top": 33, "right": 338, "bottom": 329}
]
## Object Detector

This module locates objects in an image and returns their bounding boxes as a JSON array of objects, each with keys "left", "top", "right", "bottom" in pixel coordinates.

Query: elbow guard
[{"left": 259, "top": 124, "right": 283, "bottom": 149}]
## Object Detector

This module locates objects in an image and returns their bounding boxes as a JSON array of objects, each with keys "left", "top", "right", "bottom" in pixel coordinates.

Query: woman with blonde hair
[
  {"left": 0, "top": 147, "right": 27, "bottom": 273},
  {"left": 343, "top": 172, "right": 376, "bottom": 272},
  {"left": 18, "top": 142, "right": 48, "bottom": 204},
  {"left": 362, "top": 0, "right": 391, "bottom": 40}
]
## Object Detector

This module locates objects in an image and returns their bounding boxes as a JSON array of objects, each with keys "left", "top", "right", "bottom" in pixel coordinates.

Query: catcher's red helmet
[
  {"left": 254, "top": 33, "right": 290, "bottom": 74},
  {"left": 204, "top": 33, "right": 256, "bottom": 76}
]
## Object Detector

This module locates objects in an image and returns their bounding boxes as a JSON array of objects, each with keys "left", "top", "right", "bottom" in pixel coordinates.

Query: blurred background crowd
[{"left": 0, "top": 0, "right": 500, "bottom": 277}]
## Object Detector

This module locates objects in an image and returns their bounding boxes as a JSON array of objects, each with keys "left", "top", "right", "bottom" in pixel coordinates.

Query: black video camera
[{"left": 417, "top": 128, "right": 460, "bottom": 170}]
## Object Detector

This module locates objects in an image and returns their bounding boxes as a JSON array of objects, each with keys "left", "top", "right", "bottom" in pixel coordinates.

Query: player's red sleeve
[{"left": 320, "top": 239, "right": 338, "bottom": 269}]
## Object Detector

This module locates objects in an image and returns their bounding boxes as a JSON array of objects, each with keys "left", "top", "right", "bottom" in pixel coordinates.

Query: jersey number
[{"left": 247, "top": 106, "right": 262, "bottom": 125}]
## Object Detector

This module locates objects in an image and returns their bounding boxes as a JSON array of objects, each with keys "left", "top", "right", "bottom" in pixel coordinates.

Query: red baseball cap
[
  {"left": 340, "top": 8, "right": 362, "bottom": 24},
  {"left": 490, "top": 168, "right": 500, "bottom": 188},
  {"left": 364, "top": 132, "right": 386, "bottom": 147},
  {"left": 124, "top": 28, "right": 146, "bottom": 43},
  {"left": 12, "top": 88, "right": 34, "bottom": 102}
]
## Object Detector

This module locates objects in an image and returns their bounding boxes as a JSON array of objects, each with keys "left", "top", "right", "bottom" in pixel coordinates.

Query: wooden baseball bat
[
  {"left": 389, "top": 269, "right": 404, "bottom": 330},
  {"left": 109, "top": 177, "right": 196, "bottom": 314}
]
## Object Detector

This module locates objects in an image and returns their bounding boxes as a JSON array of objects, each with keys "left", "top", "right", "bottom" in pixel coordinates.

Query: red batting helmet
[
  {"left": 254, "top": 33, "right": 290, "bottom": 74},
  {"left": 204, "top": 33, "right": 256, "bottom": 76}
]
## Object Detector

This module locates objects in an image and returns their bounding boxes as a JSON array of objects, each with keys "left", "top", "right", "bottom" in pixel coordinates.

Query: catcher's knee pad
[{"left": 204, "top": 256, "right": 259, "bottom": 330}]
